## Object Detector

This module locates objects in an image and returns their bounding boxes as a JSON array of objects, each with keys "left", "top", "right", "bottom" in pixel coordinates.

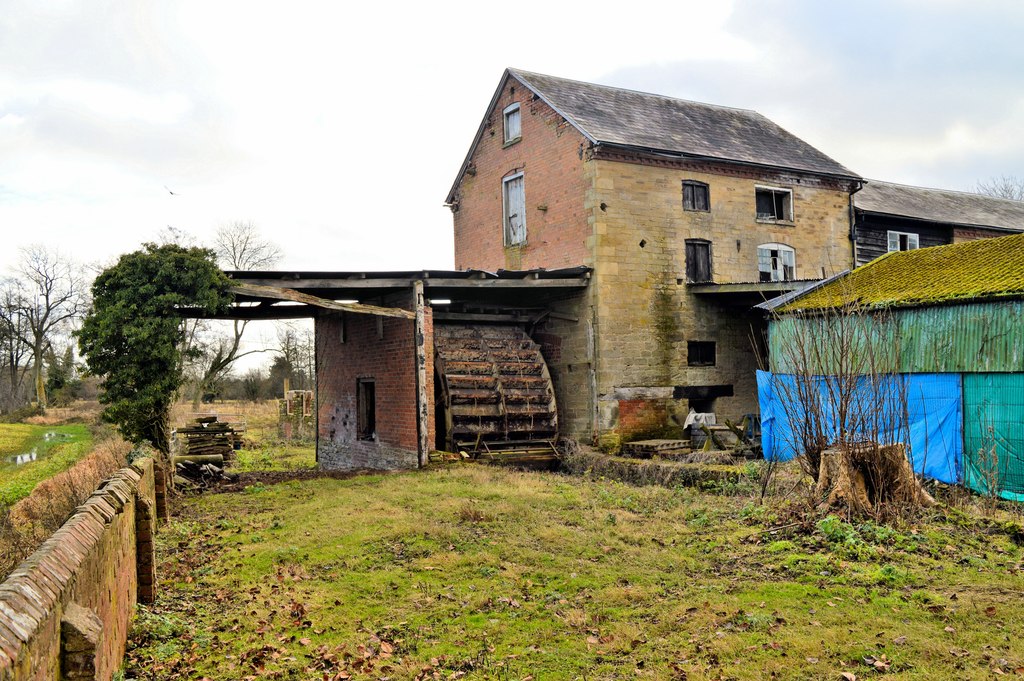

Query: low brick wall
[{"left": 0, "top": 458, "right": 162, "bottom": 681}]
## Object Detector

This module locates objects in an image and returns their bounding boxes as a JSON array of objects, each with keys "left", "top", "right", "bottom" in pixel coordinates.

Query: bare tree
[
  {"left": 768, "top": 297, "right": 934, "bottom": 518},
  {"left": 189, "top": 221, "right": 282, "bottom": 408},
  {"left": 274, "top": 322, "right": 314, "bottom": 391},
  {"left": 11, "top": 247, "right": 87, "bottom": 408},
  {"left": 976, "top": 175, "right": 1024, "bottom": 201},
  {"left": 0, "top": 279, "right": 32, "bottom": 411},
  {"left": 214, "top": 220, "right": 283, "bottom": 271}
]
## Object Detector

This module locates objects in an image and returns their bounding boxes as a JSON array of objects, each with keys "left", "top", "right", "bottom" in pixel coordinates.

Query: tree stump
[{"left": 815, "top": 442, "right": 935, "bottom": 516}]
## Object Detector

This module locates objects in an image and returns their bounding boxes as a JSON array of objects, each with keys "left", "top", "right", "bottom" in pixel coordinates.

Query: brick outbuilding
[{"left": 227, "top": 268, "right": 590, "bottom": 469}]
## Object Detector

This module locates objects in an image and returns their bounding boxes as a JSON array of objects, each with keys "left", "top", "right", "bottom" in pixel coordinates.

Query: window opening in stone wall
[
  {"left": 688, "top": 341, "right": 716, "bottom": 366},
  {"left": 757, "top": 243, "right": 796, "bottom": 281},
  {"left": 503, "top": 103, "right": 521, "bottom": 143},
  {"left": 357, "top": 378, "right": 376, "bottom": 441},
  {"left": 887, "top": 230, "right": 920, "bottom": 252},
  {"left": 755, "top": 187, "right": 792, "bottom": 221},
  {"left": 503, "top": 173, "right": 526, "bottom": 245},
  {"left": 685, "top": 239, "right": 712, "bottom": 283},
  {"left": 682, "top": 180, "right": 710, "bottom": 211}
]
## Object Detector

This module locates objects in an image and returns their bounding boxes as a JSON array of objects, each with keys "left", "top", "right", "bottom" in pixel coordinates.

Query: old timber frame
[{"left": 202, "top": 267, "right": 591, "bottom": 471}]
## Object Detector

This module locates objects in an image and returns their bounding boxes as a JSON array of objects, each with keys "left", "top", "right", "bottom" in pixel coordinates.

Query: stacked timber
[
  {"left": 174, "top": 417, "right": 239, "bottom": 466},
  {"left": 621, "top": 439, "right": 692, "bottom": 459}
]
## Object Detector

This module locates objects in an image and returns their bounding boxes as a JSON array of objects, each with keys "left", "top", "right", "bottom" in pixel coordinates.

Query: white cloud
[{"left": 0, "top": 0, "right": 1021, "bottom": 281}]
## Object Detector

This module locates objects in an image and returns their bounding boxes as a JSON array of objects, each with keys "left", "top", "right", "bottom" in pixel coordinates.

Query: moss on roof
[{"left": 779, "top": 232, "right": 1024, "bottom": 312}]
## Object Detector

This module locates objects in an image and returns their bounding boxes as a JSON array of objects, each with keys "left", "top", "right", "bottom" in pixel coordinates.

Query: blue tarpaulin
[{"left": 756, "top": 371, "right": 962, "bottom": 484}]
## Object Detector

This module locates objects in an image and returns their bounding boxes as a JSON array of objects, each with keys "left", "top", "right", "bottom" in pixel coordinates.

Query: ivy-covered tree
[{"left": 77, "top": 244, "right": 233, "bottom": 457}]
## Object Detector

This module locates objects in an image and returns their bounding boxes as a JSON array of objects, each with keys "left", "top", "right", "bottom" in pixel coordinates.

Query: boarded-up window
[
  {"left": 357, "top": 379, "right": 375, "bottom": 441},
  {"left": 682, "top": 181, "right": 710, "bottom": 211},
  {"left": 503, "top": 173, "right": 526, "bottom": 245},
  {"left": 887, "top": 230, "right": 920, "bottom": 252},
  {"left": 503, "top": 103, "right": 521, "bottom": 143},
  {"left": 685, "top": 239, "right": 712, "bottom": 283},
  {"left": 757, "top": 243, "right": 796, "bottom": 282},
  {"left": 755, "top": 187, "right": 793, "bottom": 221}
]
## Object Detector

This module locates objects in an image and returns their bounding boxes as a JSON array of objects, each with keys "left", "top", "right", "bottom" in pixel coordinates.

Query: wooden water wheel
[{"left": 434, "top": 324, "right": 558, "bottom": 454}]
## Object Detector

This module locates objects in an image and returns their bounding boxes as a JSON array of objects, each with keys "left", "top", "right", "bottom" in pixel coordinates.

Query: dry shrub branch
[{"left": 771, "top": 298, "right": 934, "bottom": 519}]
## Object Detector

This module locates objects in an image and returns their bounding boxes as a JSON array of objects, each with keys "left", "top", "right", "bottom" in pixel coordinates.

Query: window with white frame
[
  {"left": 755, "top": 186, "right": 793, "bottom": 222},
  {"left": 503, "top": 103, "right": 521, "bottom": 143},
  {"left": 887, "top": 230, "right": 919, "bottom": 252},
  {"left": 503, "top": 173, "right": 526, "bottom": 245},
  {"left": 757, "top": 243, "right": 796, "bottom": 282}
]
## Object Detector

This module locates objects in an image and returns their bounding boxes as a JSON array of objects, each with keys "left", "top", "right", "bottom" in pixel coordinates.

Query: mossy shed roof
[{"left": 778, "top": 232, "right": 1024, "bottom": 312}]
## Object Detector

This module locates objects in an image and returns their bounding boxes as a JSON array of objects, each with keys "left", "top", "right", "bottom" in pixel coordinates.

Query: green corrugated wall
[
  {"left": 770, "top": 300, "right": 1024, "bottom": 374},
  {"left": 963, "top": 374, "right": 1024, "bottom": 501}
]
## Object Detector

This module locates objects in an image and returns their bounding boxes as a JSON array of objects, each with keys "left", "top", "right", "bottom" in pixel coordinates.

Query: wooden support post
[{"left": 413, "top": 281, "right": 430, "bottom": 467}]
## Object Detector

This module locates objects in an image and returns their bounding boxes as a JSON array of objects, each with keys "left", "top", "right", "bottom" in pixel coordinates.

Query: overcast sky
[{"left": 2, "top": 0, "right": 1022, "bottom": 279}]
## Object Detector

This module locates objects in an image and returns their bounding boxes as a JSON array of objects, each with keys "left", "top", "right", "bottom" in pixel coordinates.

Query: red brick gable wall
[
  {"left": 952, "top": 226, "right": 1017, "bottom": 243},
  {"left": 452, "top": 77, "right": 592, "bottom": 271}
]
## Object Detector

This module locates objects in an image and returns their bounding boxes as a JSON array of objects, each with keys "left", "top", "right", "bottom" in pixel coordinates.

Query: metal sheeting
[
  {"left": 756, "top": 371, "right": 962, "bottom": 485},
  {"left": 769, "top": 301, "right": 1024, "bottom": 374},
  {"left": 768, "top": 315, "right": 898, "bottom": 375},
  {"left": 898, "top": 301, "right": 1024, "bottom": 373},
  {"left": 963, "top": 374, "right": 1024, "bottom": 502}
]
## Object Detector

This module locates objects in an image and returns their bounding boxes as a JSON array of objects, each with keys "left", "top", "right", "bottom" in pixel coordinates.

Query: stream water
[
  {"left": 7, "top": 449, "right": 38, "bottom": 466},
  {"left": 1, "top": 431, "right": 71, "bottom": 471}
]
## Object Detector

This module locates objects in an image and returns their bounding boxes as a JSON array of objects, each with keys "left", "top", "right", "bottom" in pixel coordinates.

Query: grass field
[
  {"left": 124, "top": 465, "right": 1024, "bottom": 680},
  {"left": 233, "top": 442, "right": 317, "bottom": 472},
  {"left": 0, "top": 423, "right": 93, "bottom": 505}
]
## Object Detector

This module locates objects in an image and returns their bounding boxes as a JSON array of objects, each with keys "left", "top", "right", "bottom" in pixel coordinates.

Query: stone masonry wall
[
  {"left": 315, "top": 307, "right": 434, "bottom": 470},
  {"left": 530, "top": 288, "right": 595, "bottom": 442},
  {"left": 589, "top": 157, "right": 855, "bottom": 435},
  {"left": 452, "top": 74, "right": 593, "bottom": 272},
  {"left": 0, "top": 458, "right": 158, "bottom": 681}
]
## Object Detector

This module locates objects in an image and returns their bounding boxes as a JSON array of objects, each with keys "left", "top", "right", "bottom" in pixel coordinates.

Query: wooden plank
[
  {"left": 230, "top": 283, "right": 415, "bottom": 319},
  {"left": 433, "top": 312, "right": 529, "bottom": 323},
  {"left": 413, "top": 280, "right": 430, "bottom": 467},
  {"left": 230, "top": 277, "right": 588, "bottom": 290}
]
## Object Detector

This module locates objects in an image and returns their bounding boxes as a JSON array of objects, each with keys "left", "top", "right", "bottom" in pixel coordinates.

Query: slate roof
[
  {"left": 855, "top": 180, "right": 1024, "bottom": 231},
  {"left": 446, "top": 69, "right": 860, "bottom": 203},
  {"left": 509, "top": 69, "right": 859, "bottom": 179},
  {"left": 776, "top": 232, "right": 1024, "bottom": 312}
]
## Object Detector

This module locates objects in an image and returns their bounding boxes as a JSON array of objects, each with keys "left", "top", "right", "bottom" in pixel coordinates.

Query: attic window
[
  {"left": 503, "top": 103, "right": 521, "bottom": 144},
  {"left": 755, "top": 187, "right": 793, "bottom": 222},
  {"left": 682, "top": 181, "right": 710, "bottom": 212},
  {"left": 887, "top": 230, "right": 920, "bottom": 252}
]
